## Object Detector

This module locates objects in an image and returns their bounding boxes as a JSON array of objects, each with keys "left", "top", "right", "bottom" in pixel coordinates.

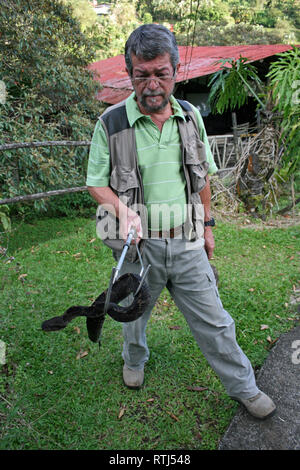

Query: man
[{"left": 86, "top": 24, "right": 276, "bottom": 420}]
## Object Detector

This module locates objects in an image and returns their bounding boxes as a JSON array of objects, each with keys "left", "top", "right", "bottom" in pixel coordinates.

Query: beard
[{"left": 137, "top": 89, "right": 172, "bottom": 113}]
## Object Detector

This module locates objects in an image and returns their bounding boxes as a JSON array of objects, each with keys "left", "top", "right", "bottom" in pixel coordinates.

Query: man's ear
[{"left": 175, "top": 63, "right": 181, "bottom": 75}]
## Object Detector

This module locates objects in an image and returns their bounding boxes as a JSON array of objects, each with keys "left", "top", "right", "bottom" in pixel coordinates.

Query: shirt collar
[{"left": 125, "top": 92, "right": 186, "bottom": 127}]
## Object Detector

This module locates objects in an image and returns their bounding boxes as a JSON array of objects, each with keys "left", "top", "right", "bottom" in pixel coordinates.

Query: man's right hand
[
  {"left": 119, "top": 204, "right": 143, "bottom": 244},
  {"left": 87, "top": 186, "right": 143, "bottom": 244}
]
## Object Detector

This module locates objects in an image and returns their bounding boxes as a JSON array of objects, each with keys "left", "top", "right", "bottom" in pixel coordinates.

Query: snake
[{"left": 41, "top": 273, "right": 151, "bottom": 345}]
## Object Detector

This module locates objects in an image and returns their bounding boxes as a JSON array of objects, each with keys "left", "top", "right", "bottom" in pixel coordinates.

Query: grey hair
[{"left": 125, "top": 24, "right": 179, "bottom": 76}]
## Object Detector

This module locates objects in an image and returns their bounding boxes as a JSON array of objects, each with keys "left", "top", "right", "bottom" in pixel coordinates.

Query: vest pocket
[
  {"left": 110, "top": 167, "right": 139, "bottom": 206},
  {"left": 184, "top": 138, "right": 209, "bottom": 193},
  {"left": 190, "top": 192, "right": 204, "bottom": 240},
  {"left": 188, "top": 163, "right": 209, "bottom": 193}
]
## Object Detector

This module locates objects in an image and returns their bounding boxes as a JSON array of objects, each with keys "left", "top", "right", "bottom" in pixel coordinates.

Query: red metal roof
[{"left": 88, "top": 44, "right": 295, "bottom": 104}]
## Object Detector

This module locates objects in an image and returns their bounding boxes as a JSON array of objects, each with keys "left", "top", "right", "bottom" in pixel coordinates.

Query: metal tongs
[{"left": 103, "top": 228, "right": 151, "bottom": 315}]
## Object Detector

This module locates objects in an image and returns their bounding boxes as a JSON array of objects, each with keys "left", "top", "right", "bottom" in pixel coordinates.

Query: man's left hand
[{"left": 204, "top": 226, "right": 215, "bottom": 259}]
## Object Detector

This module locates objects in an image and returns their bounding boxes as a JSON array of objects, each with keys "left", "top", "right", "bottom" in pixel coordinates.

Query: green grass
[{"left": 0, "top": 215, "right": 299, "bottom": 450}]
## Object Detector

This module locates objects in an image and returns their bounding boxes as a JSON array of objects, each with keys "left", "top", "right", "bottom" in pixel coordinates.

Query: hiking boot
[
  {"left": 123, "top": 365, "right": 144, "bottom": 389},
  {"left": 235, "top": 391, "right": 276, "bottom": 419}
]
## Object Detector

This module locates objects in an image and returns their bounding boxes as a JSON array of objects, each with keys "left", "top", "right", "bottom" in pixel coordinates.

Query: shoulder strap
[
  {"left": 100, "top": 100, "right": 136, "bottom": 170},
  {"left": 176, "top": 99, "right": 208, "bottom": 166},
  {"left": 176, "top": 98, "right": 193, "bottom": 113},
  {"left": 176, "top": 98, "right": 201, "bottom": 138},
  {"left": 101, "top": 100, "right": 130, "bottom": 136}
]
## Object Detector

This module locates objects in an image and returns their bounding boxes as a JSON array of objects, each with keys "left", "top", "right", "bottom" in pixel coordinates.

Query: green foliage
[
  {"left": 46, "top": 191, "right": 97, "bottom": 218},
  {"left": 176, "top": 20, "right": 287, "bottom": 46},
  {"left": 208, "top": 56, "right": 263, "bottom": 113},
  {"left": 138, "top": 0, "right": 230, "bottom": 22},
  {"left": 0, "top": 0, "right": 102, "bottom": 214},
  {"left": 267, "top": 47, "right": 300, "bottom": 174},
  {"left": 0, "top": 205, "right": 11, "bottom": 232},
  {"left": 139, "top": 0, "right": 299, "bottom": 45},
  {"left": 61, "top": 0, "right": 100, "bottom": 32},
  {"left": 96, "top": 0, "right": 140, "bottom": 59}
]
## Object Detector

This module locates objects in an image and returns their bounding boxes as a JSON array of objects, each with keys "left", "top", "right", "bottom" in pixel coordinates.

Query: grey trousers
[{"left": 118, "top": 237, "right": 259, "bottom": 400}]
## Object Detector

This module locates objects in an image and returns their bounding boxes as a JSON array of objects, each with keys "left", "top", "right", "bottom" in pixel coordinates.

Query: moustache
[{"left": 142, "top": 90, "right": 164, "bottom": 97}]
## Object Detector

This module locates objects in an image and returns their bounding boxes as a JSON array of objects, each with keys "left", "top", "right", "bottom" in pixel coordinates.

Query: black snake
[{"left": 41, "top": 273, "right": 151, "bottom": 345}]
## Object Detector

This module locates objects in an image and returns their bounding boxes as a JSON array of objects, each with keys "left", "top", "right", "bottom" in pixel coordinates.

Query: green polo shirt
[{"left": 86, "top": 93, "right": 218, "bottom": 230}]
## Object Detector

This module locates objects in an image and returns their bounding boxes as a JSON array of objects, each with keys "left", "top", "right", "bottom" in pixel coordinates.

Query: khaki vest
[{"left": 96, "top": 98, "right": 209, "bottom": 262}]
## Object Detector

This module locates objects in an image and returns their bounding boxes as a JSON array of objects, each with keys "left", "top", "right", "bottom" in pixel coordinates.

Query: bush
[{"left": 0, "top": 0, "right": 103, "bottom": 216}]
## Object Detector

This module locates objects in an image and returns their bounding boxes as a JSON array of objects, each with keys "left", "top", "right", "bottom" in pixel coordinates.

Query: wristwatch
[{"left": 204, "top": 218, "right": 215, "bottom": 227}]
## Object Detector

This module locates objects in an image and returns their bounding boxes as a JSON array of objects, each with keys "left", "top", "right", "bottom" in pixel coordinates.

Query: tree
[
  {"left": 267, "top": 47, "right": 300, "bottom": 175},
  {"left": 208, "top": 56, "right": 264, "bottom": 113},
  {"left": 62, "top": 0, "right": 99, "bottom": 32},
  {"left": 140, "top": 0, "right": 299, "bottom": 45},
  {"left": 96, "top": 0, "right": 140, "bottom": 59},
  {"left": 0, "top": 0, "right": 102, "bottom": 213}
]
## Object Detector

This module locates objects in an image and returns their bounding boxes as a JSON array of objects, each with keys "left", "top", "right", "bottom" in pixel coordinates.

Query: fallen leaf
[
  {"left": 73, "top": 326, "right": 80, "bottom": 334},
  {"left": 266, "top": 335, "right": 272, "bottom": 343},
  {"left": 187, "top": 386, "right": 208, "bottom": 392},
  {"left": 266, "top": 336, "right": 279, "bottom": 346},
  {"left": 166, "top": 411, "right": 179, "bottom": 421},
  {"left": 18, "top": 273, "right": 27, "bottom": 280},
  {"left": 48, "top": 370, "right": 53, "bottom": 375},
  {"left": 56, "top": 250, "right": 69, "bottom": 254},
  {"left": 169, "top": 325, "right": 181, "bottom": 330},
  {"left": 260, "top": 324, "right": 269, "bottom": 330},
  {"left": 89, "top": 238, "right": 96, "bottom": 243},
  {"left": 72, "top": 253, "right": 81, "bottom": 258},
  {"left": 248, "top": 288, "right": 255, "bottom": 292},
  {"left": 76, "top": 350, "right": 88, "bottom": 360},
  {"left": 118, "top": 406, "right": 126, "bottom": 419},
  {"left": 146, "top": 398, "right": 155, "bottom": 402},
  {"left": 67, "top": 288, "right": 73, "bottom": 294}
]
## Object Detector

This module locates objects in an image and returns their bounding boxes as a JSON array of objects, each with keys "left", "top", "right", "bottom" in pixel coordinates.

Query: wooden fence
[
  {"left": 0, "top": 140, "right": 90, "bottom": 206},
  {"left": 0, "top": 132, "right": 255, "bottom": 206}
]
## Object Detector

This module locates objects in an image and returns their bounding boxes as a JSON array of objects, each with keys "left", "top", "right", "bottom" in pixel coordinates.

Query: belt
[{"left": 148, "top": 225, "right": 183, "bottom": 239}]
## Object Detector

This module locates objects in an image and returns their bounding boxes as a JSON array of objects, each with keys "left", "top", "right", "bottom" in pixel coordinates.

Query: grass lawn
[{"left": 0, "top": 214, "right": 299, "bottom": 450}]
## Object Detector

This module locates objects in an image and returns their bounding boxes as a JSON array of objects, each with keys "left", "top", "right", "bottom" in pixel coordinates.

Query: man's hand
[
  {"left": 119, "top": 204, "right": 143, "bottom": 244},
  {"left": 204, "top": 226, "right": 215, "bottom": 260},
  {"left": 87, "top": 186, "right": 143, "bottom": 244}
]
